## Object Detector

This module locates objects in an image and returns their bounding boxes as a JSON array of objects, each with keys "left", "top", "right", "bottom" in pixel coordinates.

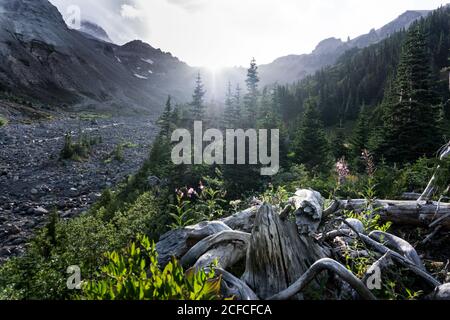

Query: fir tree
[
  {"left": 293, "top": 98, "right": 331, "bottom": 171},
  {"left": 244, "top": 58, "right": 260, "bottom": 127},
  {"left": 379, "top": 26, "right": 443, "bottom": 164},
  {"left": 351, "top": 105, "right": 370, "bottom": 158},
  {"left": 224, "top": 82, "right": 237, "bottom": 127},
  {"left": 331, "top": 122, "right": 348, "bottom": 161},
  {"left": 158, "top": 96, "right": 173, "bottom": 138},
  {"left": 191, "top": 72, "right": 206, "bottom": 120}
]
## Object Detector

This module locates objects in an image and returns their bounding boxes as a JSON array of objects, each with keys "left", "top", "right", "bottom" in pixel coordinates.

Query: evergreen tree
[
  {"left": 191, "top": 72, "right": 206, "bottom": 120},
  {"left": 379, "top": 26, "right": 443, "bottom": 164},
  {"left": 331, "top": 122, "right": 348, "bottom": 161},
  {"left": 293, "top": 98, "right": 331, "bottom": 171},
  {"left": 158, "top": 96, "right": 173, "bottom": 138},
  {"left": 351, "top": 105, "right": 370, "bottom": 158},
  {"left": 244, "top": 58, "right": 260, "bottom": 127},
  {"left": 224, "top": 82, "right": 238, "bottom": 127}
]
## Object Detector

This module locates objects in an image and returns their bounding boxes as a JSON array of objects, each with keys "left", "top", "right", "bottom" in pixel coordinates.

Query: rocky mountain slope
[
  {"left": 78, "top": 20, "right": 113, "bottom": 43},
  {"left": 0, "top": 0, "right": 194, "bottom": 114},
  {"left": 258, "top": 10, "right": 431, "bottom": 86},
  {"left": 0, "top": 0, "right": 441, "bottom": 113}
]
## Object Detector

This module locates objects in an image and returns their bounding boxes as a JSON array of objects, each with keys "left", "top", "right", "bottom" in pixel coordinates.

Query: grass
[
  {"left": 0, "top": 115, "right": 8, "bottom": 127},
  {"left": 104, "top": 142, "right": 139, "bottom": 164},
  {"left": 60, "top": 132, "right": 102, "bottom": 161},
  {"left": 79, "top": 113, "right": 112, "bottom": 121}
]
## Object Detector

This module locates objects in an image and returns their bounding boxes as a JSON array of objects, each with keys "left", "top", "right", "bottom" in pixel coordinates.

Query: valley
[{"left": 0, "top": 112, "right": 158, "bottom": 262}]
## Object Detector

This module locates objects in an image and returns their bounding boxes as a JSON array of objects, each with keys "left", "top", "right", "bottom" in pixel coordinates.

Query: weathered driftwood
[
  {"left": 241, "top": 204, "right": 326, "bottom": 299},
  {"left": 353, "top": 231, "right": 441, "bottom": 288},
  {"left": 418, "top": 142, "right": 450, "bottom": 202},
  {"left": 362, "top": 252, "right": 394, "bottom": 287},
  {"left": 220, "top": 207, "right": 258, "bottom": 233},
  {"left": 369, "top": 230, "right": 424, "bottom": 270},
  {"left": 269, "top": 258, "right": 376, "bottom": 300},
  {"left": 156, "top": 221, "right": 231, "bottom": 266},
  {"left": 338, "top": 199, "right": 450, "bottom": 230},
  {"left": 426, "top": 283, "right": 450, "bottom": 300},
  {"left": 290, "top": 189, "right": 324, "bottom": 234},
  {"left": 180, "top": 230, "right": 250, "bottom": 270},
  {"left": 323, "top": 199, "right": 340, "bottom": 217},
  {"left": 215, "top": 268, "right": 259, "bottom": 300}
]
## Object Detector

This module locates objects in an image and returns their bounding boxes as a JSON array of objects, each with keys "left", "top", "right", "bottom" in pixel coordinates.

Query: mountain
[
  {"left": 78, "top": 20, "right": 113, "bottom": 43},
  {"left": 0, "top": 0, "right": 194, "bottom": 114},
  {"left": 0, "top": 0, "right": 443, "bottom": 114},
  {"left": 258, "top": 10, "right": 431, "bottom": 86}
]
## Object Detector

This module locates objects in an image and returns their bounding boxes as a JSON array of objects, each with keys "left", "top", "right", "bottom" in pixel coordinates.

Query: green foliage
[
  {"left": 169, "top": 181, "right": 228, "bottom": 229},
  {"left": 0, "top": 190, "right": 163, "bottom": 300},
  {"left": 0, "top": 115, "right": 8, "bottom": 127},
  {"left": 293, "top": 98, "right": 331, "bottom": 172},
  {"left": 191, "top": 72, "right": 206, "bottom": 121},
  {"left": 169, "top": 194, "right": 196, "bottom": 229},
  {"left": 60, "top": 132, "right": 102, "bottom": 161},
  {"left": 82, "top": 235, "right": 222, "bottom": 300},
  {"left": 378, "top": 26, "right": 444, "bottom": 164},
  {"left": 260, "top": 184, "right": 290, "bottom": 208}
]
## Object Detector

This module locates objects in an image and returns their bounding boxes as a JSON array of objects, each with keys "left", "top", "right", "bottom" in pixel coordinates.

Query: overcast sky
[{"left": 49, "top": 0, "right": 447, "bottom": 68}]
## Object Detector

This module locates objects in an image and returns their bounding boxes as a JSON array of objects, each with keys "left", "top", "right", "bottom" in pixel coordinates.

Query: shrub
[
  {"left": 60, "top": 132, "right": 102, "bottom": 161},
  {"left": 81, "top": 235, "right": 222, "bottom": 300},
  {"left": 0, "top": 190, "right": 164, "bottom": 300},
  {"left": 0, "top": 115, "right": 8, "bottom": 127}
]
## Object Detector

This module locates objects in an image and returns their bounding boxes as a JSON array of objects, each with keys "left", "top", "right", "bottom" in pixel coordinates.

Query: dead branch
[{"left": 268, "top": 258, "right": 376, "bottom": 300}]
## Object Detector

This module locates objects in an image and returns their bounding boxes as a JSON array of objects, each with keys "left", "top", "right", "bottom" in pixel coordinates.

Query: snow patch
[
  {"left": 148, "top": 70, "right": 153, "bottom": 74},
  {"left": 134, "top": 74, "right": 148, "bottom": 80},
  {"left": 115, "top": 56, "right": 121, "bottom": 63},
  {"left": 142, "top": 58, "right": 154, "bottom": 65}
]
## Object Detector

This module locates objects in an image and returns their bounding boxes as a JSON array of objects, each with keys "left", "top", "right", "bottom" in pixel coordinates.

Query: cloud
[
  {"left": 120, "top": 4, "right": 142, "bottom": 19},
  {"left": 166, "top": 0, "right": 207, "bottom": 12}
]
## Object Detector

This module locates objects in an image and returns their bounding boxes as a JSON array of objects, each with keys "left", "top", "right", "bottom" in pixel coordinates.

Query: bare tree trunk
[{"left": 241, "top": 204, "right": 326, "bottom": 299}]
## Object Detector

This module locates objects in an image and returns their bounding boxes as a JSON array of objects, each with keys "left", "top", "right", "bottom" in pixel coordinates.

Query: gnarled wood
[
  {"left": 339, "top": 199, "right": 450, "bottom": 230},
  {"left": 180, "top": 230, "right": 250, "bottom": 269},
  {"left": 215, "top": 268, "right": 259, "bottom": 300},
  {"left": 369, "top": 230, "right": 424, "bottom": 270},
  {"left": 290, "top": 189, "right": 324, "bottom": 234},
  {"left": 269, "top": 258, "right": 376, "bottom": 300},
  {"left": 418, "top": 142, "right": 450, "bottom": 202},
  {"left": 156, "top": 221, "right": 231, "bottom": 266},
  {"left": 221, "top": 207, "right": 258, "bottom": 233},
  {"left": 349, "top": 230, "right": 441, "bottom": 288},
  {"left": 241, "top": 204, "right": 325, "bottom": 299}
]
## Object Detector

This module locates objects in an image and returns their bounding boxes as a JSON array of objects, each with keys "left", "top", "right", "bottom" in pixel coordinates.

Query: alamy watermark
[
  {"left": 66, "top": 265, "right": 82, "bottom": 290},
  {"left": 171, "top": 121, "right": 279, "bottom": 176}
]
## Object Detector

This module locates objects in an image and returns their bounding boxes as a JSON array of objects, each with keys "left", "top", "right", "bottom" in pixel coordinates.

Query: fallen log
[
  {"left": 241, "top": 204, "right": 326, "bottom": 299},
  {"left": 338, "top": 199, "right": 450, "bottom": 230}
]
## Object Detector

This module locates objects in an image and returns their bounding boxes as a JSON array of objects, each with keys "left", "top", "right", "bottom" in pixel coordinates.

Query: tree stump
[{"left": 241, "top": 204, "right": 325, "bottom": 299}]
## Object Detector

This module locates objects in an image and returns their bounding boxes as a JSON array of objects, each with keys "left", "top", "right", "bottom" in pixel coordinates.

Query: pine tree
[
  {"left": 293, "top": 98, "right": 331, "bottom": 171},
  {"left": 224, "top": 81, "right": 237, "bottom": 127},
  {"left": 331, "top": 121, "right": 348, "bottom": 161},
  {"left": 244, "top": 58, "right": 260, "bottom": 127},
  {"left": 351, "top": 105, "right": 370, "bottom": 157},
  {"left": 379, "top": 26, "right": 443, "bottom": 164},
  {"left": 191, "top": 72, "right": 206, "bottom": 120},
  {"left": 158, "top": 96, "right": 173, "bottom": 138}
]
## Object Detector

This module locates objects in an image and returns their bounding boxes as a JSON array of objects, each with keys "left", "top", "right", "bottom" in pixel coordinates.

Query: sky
[{"left": 49, "top": 0, "right": 448, "bottom": 69}]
